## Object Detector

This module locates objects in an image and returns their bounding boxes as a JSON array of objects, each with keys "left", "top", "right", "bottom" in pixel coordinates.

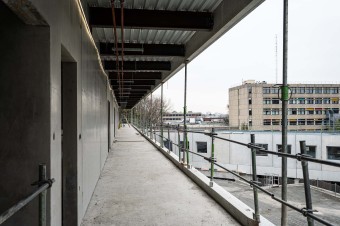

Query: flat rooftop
[
  {"left": 81, "top": 126, "right": 240, "bottom": 226},
  {"left": 217, "top": 179, "right": 340, "bottom": 226}
]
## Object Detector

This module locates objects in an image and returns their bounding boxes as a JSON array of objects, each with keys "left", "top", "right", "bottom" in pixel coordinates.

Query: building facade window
[
  {"left": 289, "top": 98, "right": 297, "bottom": 104},
  {"left": 307, "top": 119, "right": 314, "bottom": 125},
  {"left": 263, "top": 119, "right": 271, "bottom": 125},
  {"left": 272, "top": 109, "right": 280, "bottom": 115},
  {"left": 315, "top": 98, "right": 322, "bottom": 104},
  {"left": 263, "top": 109, "right": 271, "bottom": 115},
  {"left": 289, "top": 108, "right": 297, "bottom": 115},
  {"left": 277, "top": 144, "right": 292, "bottom": 155},
  {"left": 254, "top": 143, "right": 268, "bottom": 156},
  {"left": 164, "top": 140, "right": 173, "bottom": 151},
  {"left": 196, "top": 142, "right": 207, "bottom": 153},
  {"left": 298, "top": 119, "right": 306, "bottom": 125},
  {"left": 305, "top": 88, "right": 314, "bottom": 94},
  {"left": 323, "top": 98, "right": 331, "bottom": 104},
  {"left": 327, "top": 146, "right": 340, "bottom": 160},
  {"left": 289, "top": 120, "right": 297, "bottom": 125},
  {"left": 298, "top": 98, "right": 305, "bottom": 104},
  {"left": 306, "top": 146, "right": 316, "bottom": 158},
  {"left": 271, "top": 88, "right": 279, "bottom": 94},
  {"left": 263, "top": 98, "right": 271, "bottom": 104},
  {"left": 180, "top": 141, "right": 190, "bottom": 150},
  {"left": 307, "top": 98, "right": 314, "bottom": 104},
  {"left": 297, "top": 87, "right": 305, "bottom": 94},
  {"left": 315, "top": 87, "right": 322, "bottom": 94},
  {"left": 323, "top": 88, "right": 331, "bottom": 94},
  {"left": 272, "top": 99, "right": 280, "bottom": 104},
  {"left": 263, "top": 87, "right": 271, "bottom": 94},
  {"left": 298, "top": 108, "right": 305, "bottom": 115}
]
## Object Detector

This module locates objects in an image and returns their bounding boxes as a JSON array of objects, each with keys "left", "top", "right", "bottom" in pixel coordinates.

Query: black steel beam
[
  {"left": 111, "top": 80, "right": 155, "bottom": 86},
  {"left": 100, "top": 43, "right": 185, "bottom": 57},
  {"left": 109, "top": 72, "right": 162, "bottom": 80},
  {"left": 111, "top": 85, "right": 152, "bottom": 91},
  {"left": 104, "top": 61, "right": 171, "bottom": 71},
  {"left": 89, "top": 7, "right": 213, "bottom": 30}
]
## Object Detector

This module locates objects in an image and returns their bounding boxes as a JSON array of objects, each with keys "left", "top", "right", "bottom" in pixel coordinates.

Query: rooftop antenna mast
[{"left": 275, "top": 34, "right": 278, "bottom": 83}]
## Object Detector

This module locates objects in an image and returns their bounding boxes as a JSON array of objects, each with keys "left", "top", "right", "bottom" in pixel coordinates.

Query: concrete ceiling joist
[
  {"left": 100, "top": 43, "right": 185, "bottom": 57},
  {"left": 89, "top": 7, "right": 213, "bottom": 31},
  {"left": 104, "top": 60, "right": 171, "bottom": 71},
  {"left": 109, "top": 72, "right": 162, "bottom": 80}
]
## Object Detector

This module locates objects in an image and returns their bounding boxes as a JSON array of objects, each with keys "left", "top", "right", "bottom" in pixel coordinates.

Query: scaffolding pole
[
  {"left": 183, "top": 60, "right": 189, "bottom": 166},
  {"left": 160, "top": 83, "right": 164, "bottom": 147},
  {"left": 281, "top": 0, "right": 289, "bottom": 225}
]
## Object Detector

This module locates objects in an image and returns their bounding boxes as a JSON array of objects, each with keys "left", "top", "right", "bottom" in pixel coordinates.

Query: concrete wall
[
  {"left": 158, "top": 131, "right": 340, "bottom": 182},
  {"left": 0, "top": 2, "right": 51, "bottom": 225},
  {"left": 0, "top": 0, "right": 119, "bottom": 225}
]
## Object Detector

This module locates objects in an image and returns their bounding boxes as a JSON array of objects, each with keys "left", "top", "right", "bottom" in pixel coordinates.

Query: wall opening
[{"left": 61, "top": 46, "right": 78, "bottom": 226}]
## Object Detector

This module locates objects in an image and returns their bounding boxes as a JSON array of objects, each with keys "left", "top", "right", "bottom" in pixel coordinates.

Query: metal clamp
[
  {"left": 31, "top": 178, "right": 55, "bottom": 188},
  {"left": 296, "top": 153, "right": 312, "bottom": 161},
  {"left": 204, "top": 157, "right": 217, "bottom": 162},
  {"left": 301, "top": 207, "right": 315, "bottom": 217}
]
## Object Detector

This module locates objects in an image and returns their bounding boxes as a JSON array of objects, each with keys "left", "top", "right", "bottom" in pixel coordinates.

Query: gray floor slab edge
[{"left": 135, "top": 126, "right": 274, "bottom": 226}]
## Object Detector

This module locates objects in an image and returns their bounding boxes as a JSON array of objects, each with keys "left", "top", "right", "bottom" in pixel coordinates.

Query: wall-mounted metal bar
[{"left": 0, "top": 164, "right": 54, "bottom": 225}]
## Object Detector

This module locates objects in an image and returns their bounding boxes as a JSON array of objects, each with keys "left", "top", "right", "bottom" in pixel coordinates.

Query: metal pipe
[
  {"left": 177, "top": 125, "right": 181, "bottom": 162},
  {"left": 281, "top": 0, "right": 289, "bottom": 225},
  {"left": 167, "top": 126, "right": 170, "bottom": 152},
  {"left": 184, "top": 60, "right": 189, "bottom": 167},
  {"left": 0, "top": 164, "right": 54, "bottom": 225},
  {"left": 300, "top": 141, "right": 314, "bottom": 226},
  {"left": 150, "top": 93, "right": 153, "bottom": 138},
  {"left": 39, "top": 164, "right": 47, "bottom": 226},
  {"left": 250, "top": 134, "right": 260, "bottom": 222},
  {"left": 160, "top": 83, "right": 164, "bottom": 147},
  {"left": 210, "top": 128, "right": 215, "bottom": 187}
]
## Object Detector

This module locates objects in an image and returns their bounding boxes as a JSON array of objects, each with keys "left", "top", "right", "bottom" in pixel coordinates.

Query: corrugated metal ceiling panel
[
  {"left": 87, "top": 0, "right": 222, "bottom": 12},
  {"left": 92, "top": 27, "right": 195, "bottom": 45}
]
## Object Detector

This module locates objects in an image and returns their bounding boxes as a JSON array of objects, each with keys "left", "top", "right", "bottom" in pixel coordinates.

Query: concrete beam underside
[{"left": 81, "top": 126, "right": 240, "bottom": 226}]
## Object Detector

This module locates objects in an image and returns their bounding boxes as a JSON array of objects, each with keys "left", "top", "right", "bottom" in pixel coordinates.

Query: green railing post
[
  {"left": 210, "top": 128, "right": 215, "bottom": 187},
  {"left": 250, "top": 134, "right": 260, "bottom": 223}
]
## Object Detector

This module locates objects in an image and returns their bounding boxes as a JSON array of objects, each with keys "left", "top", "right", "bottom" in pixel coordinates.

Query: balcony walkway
[{"left": 81, "top": 125, "right": 239, "bottom": 226}]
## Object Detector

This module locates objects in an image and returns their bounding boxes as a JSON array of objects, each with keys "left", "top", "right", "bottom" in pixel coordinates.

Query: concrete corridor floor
[{"left": 81, "top": 126, "right": 240, "bottom": 226}]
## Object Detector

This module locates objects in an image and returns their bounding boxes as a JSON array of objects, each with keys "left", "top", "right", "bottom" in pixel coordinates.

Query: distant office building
[
  {"left": 163, "top": 111, "right": 203, "bottom": 124},
  {"left": 229, "top": 80, "right": 340, "bottom": 131}
]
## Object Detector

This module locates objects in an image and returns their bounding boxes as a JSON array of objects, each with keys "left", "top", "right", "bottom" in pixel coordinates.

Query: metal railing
[
  {"left": 136, "top": 122, "right": 340, "bottom": 226},
  {"left": 0, "top": 164, "right": 55, "bottom": 226}
]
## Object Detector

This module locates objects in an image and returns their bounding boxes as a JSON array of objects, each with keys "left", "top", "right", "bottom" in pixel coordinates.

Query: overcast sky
[{"left": 152, "top": 0, "right": 340, "bottom": 114}]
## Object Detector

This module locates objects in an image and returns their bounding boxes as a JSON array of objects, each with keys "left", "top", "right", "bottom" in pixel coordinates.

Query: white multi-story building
[{"left": 229, "top": 80, "right": 340, "bottom": 131}]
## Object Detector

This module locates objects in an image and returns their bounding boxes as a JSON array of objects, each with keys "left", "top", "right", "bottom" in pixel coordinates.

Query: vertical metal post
[
  {"left": 167, "top": 126, "right": 171, "bottom": 152},
  {"left": 150, "top": 93, "right": 153, "bottom": 138},
  {"left": 300, "top": 141, "right": 314, "bottom": 226},
  {"left": 39, "top": 164, "right": 47, "bottom": 226},
  {"left": 210, "top": 128, "right": 215, "bottom": 187},
  {"left": 178, "top": 125, "right": 181, "bottom": 162},
  {"left": 184, "top": 60, "right": 189, "bottom": 167},
  {"left": 251, "top": 134, "right": 260, "bottom": 222},
  {"left": 160, "top": 83, "right": 164, "bottom": 147},
  {"left": 281, "top": 0, "right": 289, "bottom": 225}
]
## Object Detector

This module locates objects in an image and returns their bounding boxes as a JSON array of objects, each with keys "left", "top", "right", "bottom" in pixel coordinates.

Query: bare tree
[{"left": 134, "top": 96, "right": 172, "bottom": 126}]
